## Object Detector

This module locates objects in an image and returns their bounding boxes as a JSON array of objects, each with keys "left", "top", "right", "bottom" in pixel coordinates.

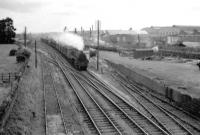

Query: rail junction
[{"left": 39, "top": 41, "right": 200, "bottom": 135}]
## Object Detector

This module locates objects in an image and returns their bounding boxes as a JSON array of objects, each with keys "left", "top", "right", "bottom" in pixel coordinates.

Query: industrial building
[
  {"left": 142, "top": 25, "right": 200, "bottom": 46},
  {"left": 101, "top": 30, "right": 151, "bottom": 48}
]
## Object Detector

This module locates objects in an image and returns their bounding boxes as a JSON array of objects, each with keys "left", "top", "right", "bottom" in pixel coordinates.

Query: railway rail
[
  {"left": 81, "top": 71, "right": 170, "bottom": 135},
  {"left": 73, "top": 70, "right": 156, "bottom": 134},
  {"left": 41, "top": 41, "right": 200, "bottom": 135},
  {"left": 109, "top": 73, "right": 194, "bottom": 135},
  {"left": 56, "top": 58, "right": 123, "bottom": 135},
  {"left": 54, "top": 55, "right": 169, "bottom": 135},
  {"left": 111, "top": 71, "right": 200, "bottom": 134},
  {"left": 42, "top": 60, "right": 68, "bottom": 135}
]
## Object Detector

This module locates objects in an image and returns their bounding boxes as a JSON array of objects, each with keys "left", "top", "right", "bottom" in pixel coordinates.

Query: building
[
  {"left": 142, "top": 25, "right": 200, "bottom": 45},
  {"left": 167, "top": 35, "right": 180, "bottom": 45},
  {"left": 101, "top": 30, "right": 151, "bottom": 48}
]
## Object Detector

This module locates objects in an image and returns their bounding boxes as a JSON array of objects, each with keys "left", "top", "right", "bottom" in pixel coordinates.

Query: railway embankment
[
  {"left": 100, "top": 51, "right": 200, "bottom": 117},
  {"left": 2, "top": 45, "right": 44, "bottom": 135}
]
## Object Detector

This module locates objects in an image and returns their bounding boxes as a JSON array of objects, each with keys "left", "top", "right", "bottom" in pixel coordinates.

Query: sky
[{"left": 0, "top": 0, "right": 200, "bottom": 33}]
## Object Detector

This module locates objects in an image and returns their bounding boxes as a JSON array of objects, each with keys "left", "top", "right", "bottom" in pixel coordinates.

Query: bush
[
  {"left": 197, "top": 62, "right": 200, "bottom": 70},
  {"left": 9, "top": 49, "right": 17, "bottom": 56},
  {"left": 22, "top": 49, "right": 31, "bottom": 59},
  {"left": 89, "top": 50, "right": 96, "bottom": 57},
  {"left": 16, "top": 55, "right": 26, "bottom": 63},
  {"left": 16, "top": 47, "right": 31, "bottom": 63}
]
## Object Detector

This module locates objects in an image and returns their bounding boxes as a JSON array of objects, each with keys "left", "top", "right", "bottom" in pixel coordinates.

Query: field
[
  {"left": 0, "top": 44, "right": 19, "bottom": 73},
  {"left": 0, "top": 44, "right": 19, "bottom": 110}
]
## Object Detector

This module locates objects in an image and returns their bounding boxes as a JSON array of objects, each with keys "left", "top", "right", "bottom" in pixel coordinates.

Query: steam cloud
[
  {"left": 49, "top": 32, "right": 84, "bottom": 50},
  {"left": 152, "top": 46, "right": 159, "bottom": 52}
]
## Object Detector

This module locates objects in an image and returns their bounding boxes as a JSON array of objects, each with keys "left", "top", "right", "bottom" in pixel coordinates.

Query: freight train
[
  {"left": 41, "top": 38, "right": 89, "bottom": 70},
  {"left": 85, "top": 44, "right": 118, "bottom": 52}
]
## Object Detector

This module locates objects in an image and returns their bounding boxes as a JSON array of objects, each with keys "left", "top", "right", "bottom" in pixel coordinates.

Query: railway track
[
  {"left": 42, "top": 60, "right": 68, "bottom": 135},
  {"left": 53, "top": 55, "right": 169, "bottom": 134},
  {"left": 56, "top": 58, "right": 123, "bottom": 135},
  {"left": 80, "top": 71, "right": 170, "bottom": 135},
  {"left": 56, "top": 56, "right": 165, "bottom": 132},
  {"left": 49, "top": 49, "right": 171, "bottom": 134},
  {"left": 73, "top": 71, "right": 159, "bottom": 134},
  {"left": 110, "top": 71, "right": 200, "bottom": 135},
  {"left": 41, "top": 42, "right": 200, "bottom": 135}
]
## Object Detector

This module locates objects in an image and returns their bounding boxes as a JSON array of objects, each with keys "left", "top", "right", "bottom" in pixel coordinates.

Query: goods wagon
[{"left": 133, "top": 48, "right": 154, "bottom": 58}]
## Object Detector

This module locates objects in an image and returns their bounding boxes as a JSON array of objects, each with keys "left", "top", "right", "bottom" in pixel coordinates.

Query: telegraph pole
[
  {"left": 97, "top": 20, "right": 100, "bottom": 71},
  {"left": 137, "top": 34, "right": 140, "bottom": 46},
  {"left": 35, "top": 40, "right": 37, "bottom": 68},
  {"left": 74, "top": 28, "right": 77, "bottom": 34},
  {"left": 81, "top": 26, "right": 83, "bottom": 35},
  {"left": 24, "top": 27, "right": 27, "bottom": 47},
  {"left": 90, "top": 28, "right": 92, "bottom": 37}
]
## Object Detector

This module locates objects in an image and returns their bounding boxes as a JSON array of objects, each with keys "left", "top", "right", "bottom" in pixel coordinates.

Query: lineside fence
[
  {"left": 0, "top": 59, "right": 29, "bottom": 85},
  {"left": 0, "top": 73, "right": 19, "bottom": 84},
  {"left": 156, "top": 49, "right": 200, "bottom": 59}
]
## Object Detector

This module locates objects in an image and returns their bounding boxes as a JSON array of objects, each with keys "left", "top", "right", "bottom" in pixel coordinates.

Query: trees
[{"left": 0, "top": 17, "right": 16, "bottom": 44}]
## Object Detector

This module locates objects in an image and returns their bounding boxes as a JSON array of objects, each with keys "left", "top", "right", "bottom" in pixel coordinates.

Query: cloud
[{"left": 0, "top": 0, "right": 45, "bottom": 13}]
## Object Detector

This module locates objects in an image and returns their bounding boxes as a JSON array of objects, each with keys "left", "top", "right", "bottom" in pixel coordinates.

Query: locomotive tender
[{"left": 41, "top": 38, "right": 89, "bottom": 70}]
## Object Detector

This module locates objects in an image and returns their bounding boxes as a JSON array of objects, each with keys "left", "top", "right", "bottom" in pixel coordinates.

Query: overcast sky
[{"left": 0, "top": 0, "right": 200, "bottom": 33}]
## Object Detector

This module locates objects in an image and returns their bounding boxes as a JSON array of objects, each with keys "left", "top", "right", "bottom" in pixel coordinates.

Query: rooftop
[
  {"left": 142, "top": 25, "right": 200, "bottom": 32},
  {"left": 105, "top": 30, "right": 148, "bottom": 35}
]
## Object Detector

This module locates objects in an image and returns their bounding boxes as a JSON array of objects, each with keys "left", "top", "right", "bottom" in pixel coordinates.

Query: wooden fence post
[
  {"left": 15, "top": 72, "right": 17, "bottom": 80},
  {"left": 9, "top": 73, "right": 10, "bottom": 82},
  {"left": 11, "top": 81, "right": 13, "bottom": 92}
]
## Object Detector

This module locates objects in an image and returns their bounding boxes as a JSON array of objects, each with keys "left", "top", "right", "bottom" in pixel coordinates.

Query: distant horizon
[
  {"left": 12, "top": 23, "right": 200, "bottom": 33},
  {"left": 15, "top": 24, "right": 200, "bottom": 34}
]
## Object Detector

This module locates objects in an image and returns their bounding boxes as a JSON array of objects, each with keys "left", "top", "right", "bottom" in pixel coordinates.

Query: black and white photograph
[{"left": 0, "top": 0, "right": 200, "bottom": 134}]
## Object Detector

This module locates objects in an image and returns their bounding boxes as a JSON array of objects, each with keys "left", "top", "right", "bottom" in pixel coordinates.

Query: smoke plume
[{"left": 49, "top": 32, "right": 84, "bottom": 50}]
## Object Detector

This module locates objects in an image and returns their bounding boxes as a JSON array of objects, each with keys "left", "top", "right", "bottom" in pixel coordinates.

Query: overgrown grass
[{"left": 0, "top": 44, "right": 20, "bottom": 73}]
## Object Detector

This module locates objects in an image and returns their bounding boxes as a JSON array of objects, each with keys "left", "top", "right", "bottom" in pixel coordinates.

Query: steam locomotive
[{"left": 41, "top": 38, "right": 89, "bottom": 70}]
